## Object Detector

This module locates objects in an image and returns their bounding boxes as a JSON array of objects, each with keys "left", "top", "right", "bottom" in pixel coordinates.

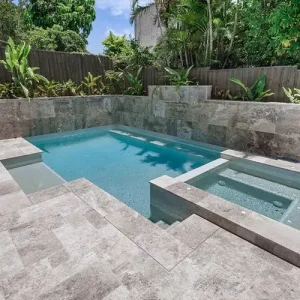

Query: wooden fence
[
  {"left": 191, "top": 66, "right": 300, "bottom": 102},
  {"left": 141, "top": 66, "right": 300, "bottom": 102},
  {"left": 0, "top": 45, "right": 299, "bottom": 102},
  {"left": 0, "top": 47, "right": 113, "bottom": 84}
]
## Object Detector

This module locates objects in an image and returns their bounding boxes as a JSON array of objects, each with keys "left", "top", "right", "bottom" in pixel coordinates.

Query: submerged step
[
  {"left": 218, "top": 168, "right": 300, "bottom": 203},
  {"left": 9, "top": 162, "right": 65, "bottom": 195}
]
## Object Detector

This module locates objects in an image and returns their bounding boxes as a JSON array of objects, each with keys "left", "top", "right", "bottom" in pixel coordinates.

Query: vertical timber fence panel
[
  {"left": 0, "top": 47, "right": 113, "bottom": 84},
  {"left": 141, "top": 66, "right": 300, "bottom": 102}
]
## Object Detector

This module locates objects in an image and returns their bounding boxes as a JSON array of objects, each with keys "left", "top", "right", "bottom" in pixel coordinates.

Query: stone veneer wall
[{"left": 1, "top": 95, "right": 300, "bottom": 161}]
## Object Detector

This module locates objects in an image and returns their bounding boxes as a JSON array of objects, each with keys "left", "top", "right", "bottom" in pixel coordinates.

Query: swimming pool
[{"left": 27, "top": 126, "right": 220, "bottom": 219}]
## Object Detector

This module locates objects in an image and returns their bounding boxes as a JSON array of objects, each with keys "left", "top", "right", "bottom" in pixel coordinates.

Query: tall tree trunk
[
  {"left": 184, "top": 48, "right": 189, "bottom": 67},
  {"left": 154, "top": 1, "right": 168, "bottom": 66},
  {"left": 179, "top": 51, "right": 184, "bottom": 68},
  {"left": 206, "top": 0, "right": 213, "bottom": 66},
  {"left": 204, "top": 30, "right": 209, "bottom": 66},
  {"left": 222, "top": 0, "right": 239, "bottom": 69}
]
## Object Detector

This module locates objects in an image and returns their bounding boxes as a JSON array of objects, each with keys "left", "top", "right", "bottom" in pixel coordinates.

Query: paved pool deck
[{"left": 1, "top": 138, "right": 300, "bottom": 299}]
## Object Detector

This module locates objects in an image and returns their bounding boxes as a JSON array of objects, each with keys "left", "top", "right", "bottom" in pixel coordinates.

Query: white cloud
[{"left": 96, "top": 0, "right": 152, "bottom": 16}]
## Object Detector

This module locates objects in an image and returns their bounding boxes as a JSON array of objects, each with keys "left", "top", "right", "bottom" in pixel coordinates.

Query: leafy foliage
[
  {"left": 164, "top": 66, "right": 193, "bottom": 86},
  {"left": 26, "top": 0, "right": 96, "bottom": 39},
  {"left": 229, "top": 75, "right": 274, "bottom": 102},
  {"left": 79, "top": 72, "right": 103, "bottom": 95},
  {"left": 102, "top": 32, "right": 154, "bottom": 71},
  {"left": 132, "top": 0, "right": 300, "bottom": 69},
  {"left": 104, "top": 70, "right": 124, "bottom": 94},
  {"left": 283, "top": 88, "right": 300, "bottom": 104},
  {"left": 28, "top": 25, "right": 86, "bottom": 52},
  {"left": 0, "top": 38, "right": 48, "bottom": 99},
  {"left": 102, "top": 31, "right": 132, "bottom": 58},
  {"left": 269, "top": 0, "right": 300, "bottom": 57},
  {"left": 124, "top": 67, "right": 144, "bottom": 96},
  {"left": 0, "top": 0, "right": 27, "bottom": 44}
]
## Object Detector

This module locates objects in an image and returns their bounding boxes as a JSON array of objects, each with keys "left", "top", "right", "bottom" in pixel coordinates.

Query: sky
[{"left": 88, "top": 0, "right": 139, "bottom": 55}]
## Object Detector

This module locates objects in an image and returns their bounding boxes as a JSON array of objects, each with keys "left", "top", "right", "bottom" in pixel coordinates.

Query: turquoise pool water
[
  {"left": 190, "top": 160, "right": 300, "bottom": 222},
  {"left": 28, "top": 128, "right": 220, "bottom": 218}
]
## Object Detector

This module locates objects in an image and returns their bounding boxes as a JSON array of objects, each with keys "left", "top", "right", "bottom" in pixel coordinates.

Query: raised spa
[{"left": 182, "top": 158, "right": 300, "bottom": 229}]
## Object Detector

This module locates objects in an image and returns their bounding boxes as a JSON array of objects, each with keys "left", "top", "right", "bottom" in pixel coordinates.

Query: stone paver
[
  {"left": 168, "top": 214, "right": 219, "bottom": 249},
  {"left": 0, "top": 180, "right": 300, "bottom": 299},
  {"left": 0, "top": 138, "right": 41, "bottom": 162}
]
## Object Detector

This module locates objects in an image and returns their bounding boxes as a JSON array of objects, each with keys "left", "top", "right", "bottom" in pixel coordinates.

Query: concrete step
[
  {"left": 156, "top": 220, "right": 170, "bottom": 230},
  {"left": 166, "top": 221, "right": 181, "bottom": 232}
]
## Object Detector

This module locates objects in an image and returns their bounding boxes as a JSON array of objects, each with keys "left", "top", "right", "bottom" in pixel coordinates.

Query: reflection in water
[{"left": 28, "top": 129, "right": 219, "bottom": 218}]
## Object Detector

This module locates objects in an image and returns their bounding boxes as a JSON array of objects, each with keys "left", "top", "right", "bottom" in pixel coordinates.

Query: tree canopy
[
  {"left": 0, "top": 0, "right": 27, "bottom": 44},
  {"left": 25, "top": 0, "right": 96, "bottom": 39},
  {"left": 131, "top": 0, "right": 300, "bottom": 69},
  {"left": 28, "top": 25, "right": 86, "bottom": 52}
]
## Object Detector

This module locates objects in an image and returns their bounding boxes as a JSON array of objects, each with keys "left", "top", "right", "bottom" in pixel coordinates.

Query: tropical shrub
[
  {"left": 104, "top": 70, "right": 124, "bottom": 94},
  {"left": 283, "top": 88, "right": 300, "bottom": 104},
  {"left": 229, "top": 75, "right": 274, "bottom": 101},
  {"left": 124, "top": 67, "right": 144, "bottom": 96},
  {"left": 0, "top": 83, "right": 16, "bottom": 99},
  {"left": 79, "top": 72, "right": 103, "bottom": 95},
  {"left": 28, "top": 25, "right": 86, "bottom": 52},
  {"left": 164, "top": 66, "right": 193, "bottom": 87},
  {"left": 0, "top": 38, "right": 48, "bottom": 99}
]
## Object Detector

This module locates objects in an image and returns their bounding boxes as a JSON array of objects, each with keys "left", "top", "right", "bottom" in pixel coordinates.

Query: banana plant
[
  {"left": 283, "top": 87, "right": 300, "bottom": 104},
  {"left": 38, "top": 81, "right": 60, "bottom": 97},
  {"left": 164, "top": 65, "right": 193, "bottom": 87},
  {"left": 80, "top": 72, "right": 103, "bottom": 95},
  {"left": 104, "top": 70, "right": 124, "bottom": 94},
  {"left": 229, "top": 75, "right": 274, "bottom": 101},
  {"left": 124, "top": 67, "right": 144, "bottom": 96},
  {"left": 0, "top": 38, "right": 48, "bottom": 100},
  {"left": 57, "top": 80, "right": 79, "bottom": 96}
]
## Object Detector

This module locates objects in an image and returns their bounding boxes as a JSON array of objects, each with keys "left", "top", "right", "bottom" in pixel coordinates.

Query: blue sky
[{"left": 88, "top": 0, "right": 138, "bottom": 54}]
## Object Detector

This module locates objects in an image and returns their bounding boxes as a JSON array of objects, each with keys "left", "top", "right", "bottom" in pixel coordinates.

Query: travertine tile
[
  {"left": 84, "top": 209, "right": 109, "bottom": 230},
  {"left": 38, "top": 261, "right": 120, "bottom": 300},
  {"left": 0, "top": 211, "right": 21, "bottom": 232},
  {"left": 94, "top": 234, "right": 168, "bottom": 298},
  {"left": 28, "top": 185, "right": 69, "bottom": 204},
  {"left": 103, "top": 285, "right": 134, "bottom": 300},
  {"left": 0, "top": 180, "right": 19, "bottom": 196},
  {"left": 106, "top": 206, "right": 193, "bottom": 271},
  {"left": 238, "top": 212, "right": 300, "bottom": 267},
  {"left": 48, "top": 249, "right": 69, "bottom": 269},
  {"left": 9, "top": 214, "right": 66, "bottom": 249},
  {"left": 67, "top": 180, "right": 126, "bottom": 216},
  {"left": 0, "top": 231, "right": 23, "bottom": 279},
  {"left": 168, "top": 214, "right": 219, "bottom": 249},
  {"left": 16, "top": 231, "right": 63, "bottom": 266},
  {"left": 0, "top": 165, "right": 13, "bottom": 183},
  {"left": 0, "top": 191, "right": 32, "bottom": 216}
]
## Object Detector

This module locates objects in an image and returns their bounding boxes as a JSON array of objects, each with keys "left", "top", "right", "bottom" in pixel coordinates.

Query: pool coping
[
  {"left": 151, "top": 146, "right": 300, "bottom": 268},
  {"left": 2, "top": 127, "right": 300, "bottom": 269}
]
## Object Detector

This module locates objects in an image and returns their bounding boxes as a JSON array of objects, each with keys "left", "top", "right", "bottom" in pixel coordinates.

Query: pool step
[
  {"left": 218, "top": 168, "right": 300, "bottom": 203},
  {"left": 156, "top": 220, "right": 181, "bottom": 230},
  {"left": 9, "top": 162, "right": 65, "bottom": 195},
  {"left": 166, "top": 221, "right": 181, "bottom": 232},
  {"left": 155, "top": 220, "right": 170, "bottom": 230}
]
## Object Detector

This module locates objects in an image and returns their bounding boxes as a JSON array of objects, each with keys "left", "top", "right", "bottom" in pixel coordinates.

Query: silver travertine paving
[
  {"left": 0, "top": 138, "right": 300, "bottom": 299},
  {"left": 1, "top": 175, "right": 300, "bottom": 299}
]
